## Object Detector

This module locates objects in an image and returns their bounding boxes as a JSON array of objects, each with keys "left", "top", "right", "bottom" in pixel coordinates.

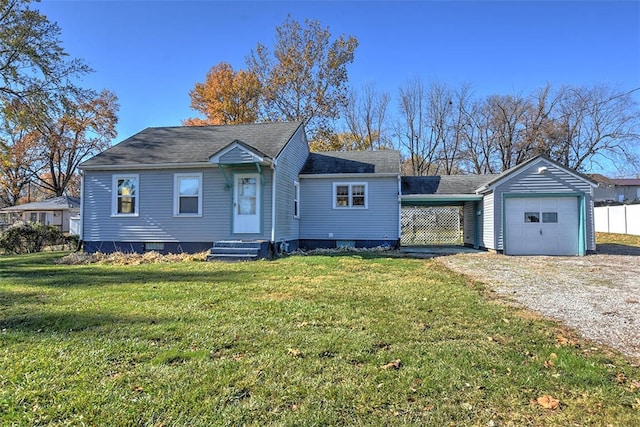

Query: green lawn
[
  {"left": 1, "top": 252, "right": 639, "bottom": 426},
  {"left": 597, "top": 231, "right": 640, "bottom": 247}
]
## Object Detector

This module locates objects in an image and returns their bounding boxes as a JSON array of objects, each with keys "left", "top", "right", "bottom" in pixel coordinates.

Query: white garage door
[{"left": 505, "top": 197, "right": 579, "bottom": 256}]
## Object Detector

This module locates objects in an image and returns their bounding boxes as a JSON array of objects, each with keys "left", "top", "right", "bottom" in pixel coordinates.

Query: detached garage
[{"left": 477, "top": 156, "right": 596, "bottom": 256}]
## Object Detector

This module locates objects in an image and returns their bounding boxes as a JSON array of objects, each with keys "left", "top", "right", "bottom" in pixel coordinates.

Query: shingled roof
[
  {"left": 401, "top": 175, "right": 496, "bottom": 195},
  {"left": 81, "top": 121, "right": 303, "bottom": 168},
  {"left": 300, "top": 150, "right": 401, "bottom": 175},
  {"left": 0, "top": 196, "right": 80, "bottom": 212}
]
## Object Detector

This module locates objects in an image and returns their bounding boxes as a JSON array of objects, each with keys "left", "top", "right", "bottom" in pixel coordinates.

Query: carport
[{"left": 400, "top": 176, "right": 492, "bottom": 249}]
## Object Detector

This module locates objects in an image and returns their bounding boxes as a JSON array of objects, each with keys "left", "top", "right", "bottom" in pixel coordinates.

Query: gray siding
[
  {"left": 299, "top": 176, "right": 399, "bottom": 240},
  {"left": 463, "top": 201, "right": 475, "bottom": 246},
  {"left": 481, "top": 193, "right": 494, "bottom": 249},
  {"left": 491, "top": 158, "right": 595, "bottom": 251},
  {"left": 82, "top": 167, "right": 273, "bottom": 244},
  {"left": 273, "top": 125, "right": 309, "bottom": 243},
  {"left": 219, "top": 146, "right": 257, "bottom": 164}
]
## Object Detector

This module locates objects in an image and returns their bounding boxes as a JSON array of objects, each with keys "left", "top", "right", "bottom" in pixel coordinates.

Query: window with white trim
[
  {"left": 112, "top": 174, "right": 139, "bottom": 216},
  {"left": 333, "top": 182, "right": 368, "bottom": 209},
  {"left": 174, "top": 173, "right": 202, "bottom": 216},
  {"left": 293, "top": 181, "right": 300, "bottom": 218}
]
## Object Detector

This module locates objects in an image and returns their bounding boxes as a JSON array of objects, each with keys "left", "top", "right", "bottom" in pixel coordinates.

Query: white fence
[
  {"left": 594, "top": 205, "right": 640, "bottom": 235},
  {"left": 69, "top": 215, "right": 81, "bottom": 236}
]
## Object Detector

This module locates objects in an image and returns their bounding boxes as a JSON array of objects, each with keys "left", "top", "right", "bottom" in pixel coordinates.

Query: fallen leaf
[
  {"left": 616, "top": 372, "right": 627, "bottom": 384},
  {"left": 287, "top": 348, "right": 303, "bottom": 358},
  {"left": 133, "top": 385, "right": 144, "bottom": 393},
  {"left": 544, "top": 359, "right": 555, "bottom": 369},
  {"left": 536, "top": 395, "right": 560, "bottom": 410},
  {"left": 556, "top": 335, "right": 569, "bottom": 346},
  {"left": 629, "top": 380, "right": 640, "bottom": 391},
  {"left": 381, "top": 359, "right": 402, "bottom": 370}
]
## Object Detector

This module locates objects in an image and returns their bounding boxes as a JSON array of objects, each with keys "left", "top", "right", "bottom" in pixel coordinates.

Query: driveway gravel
[{"left": 436, "top": 244, "right": 640, "bottom": 362}]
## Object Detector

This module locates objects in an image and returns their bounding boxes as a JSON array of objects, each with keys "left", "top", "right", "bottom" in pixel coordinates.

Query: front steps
[{"left": 207, "top": 240, "right": 270, "bottom": 261}]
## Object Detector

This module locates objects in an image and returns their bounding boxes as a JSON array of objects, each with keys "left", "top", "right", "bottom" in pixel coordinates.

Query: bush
[{"left": 0, "top": 222, "right": 71, "bottom": 254}]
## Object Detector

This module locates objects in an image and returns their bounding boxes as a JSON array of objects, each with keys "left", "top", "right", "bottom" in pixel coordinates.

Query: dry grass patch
[{"left": 56, "top": 250, "right": 209, "bottom": 265}]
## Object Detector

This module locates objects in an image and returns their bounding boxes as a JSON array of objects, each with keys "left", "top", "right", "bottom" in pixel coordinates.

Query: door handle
[{"left": 540, "top": 228, "right": 542, "bottom": 235}]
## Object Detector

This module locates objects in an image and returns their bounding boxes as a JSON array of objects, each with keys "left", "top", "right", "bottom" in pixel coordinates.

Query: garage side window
[
  {"left": 112, "top": 174, "right": 139, "bottom": 216},
  {"left": 542, "top": 212, "right": 558, "bottom": 223},
  {"left": 524, "top": 212, "right": 539, "bottom": 223}
]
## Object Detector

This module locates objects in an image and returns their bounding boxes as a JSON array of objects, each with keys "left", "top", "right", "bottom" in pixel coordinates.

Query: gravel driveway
[{"left": 436, "top": 244, "right": 640, "bottom": 362}]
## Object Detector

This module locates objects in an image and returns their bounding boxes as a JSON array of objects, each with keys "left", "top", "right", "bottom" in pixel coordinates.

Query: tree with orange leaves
[{"left": 184, "top": 62, "right": 261, "bottom": 126}]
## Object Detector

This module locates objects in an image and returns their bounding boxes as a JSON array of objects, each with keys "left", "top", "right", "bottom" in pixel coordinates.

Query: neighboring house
[
  {"left": 589, "top": 174, "right": 640, "bottom": 204},
  {"left": 79, "top": 122, "right": 596, "bottom": 257},
  {"left": 0, "top": 196, "right": 81, "bottom": 233}
]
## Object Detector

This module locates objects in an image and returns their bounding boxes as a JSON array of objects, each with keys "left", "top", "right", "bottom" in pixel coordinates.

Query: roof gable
[
  {"left": 480, "top": 155, "right": 597, "bottom": 192},
  {"left": 80, "top": 121, "right": 303, "bottom": 169},
  {"left": 209, "top": 140, "right": 269, "bottom": 165}
]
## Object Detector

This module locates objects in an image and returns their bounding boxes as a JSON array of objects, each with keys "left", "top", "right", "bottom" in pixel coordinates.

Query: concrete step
[{"left": 208, "top": 240, "right": 268, "bottom": 261}]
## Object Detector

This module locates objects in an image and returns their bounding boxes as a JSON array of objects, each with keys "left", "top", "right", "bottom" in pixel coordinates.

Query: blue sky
[{"left": 38, "top": 0, "right": 640, "bottom": 150}]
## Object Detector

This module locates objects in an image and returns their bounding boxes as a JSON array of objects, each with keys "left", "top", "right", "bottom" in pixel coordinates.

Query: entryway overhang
[{"left": 401, "top": 194, "right": 482, "bottom": 206}]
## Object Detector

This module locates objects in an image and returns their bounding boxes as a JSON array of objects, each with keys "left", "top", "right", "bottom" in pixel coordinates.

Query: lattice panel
[{"left": 401, "top": 207, "right": 462, "bottom": 245}]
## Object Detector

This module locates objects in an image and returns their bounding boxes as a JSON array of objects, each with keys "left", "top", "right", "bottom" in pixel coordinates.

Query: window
[
  {"left": 293, "top": 181, "right": 300, "bottom": 218},
  {"left": 112, "top": 175, "right": 139, "bottom": 216},
  {"left": 333, "top": 182, "right": 368, "bottom": 209},
  {"left": 174, "top": 173, "right": 202, "bottom": 216},
  {"left": 542, "top": 212, "right": 558, "bottom": 223},
  {"left": 524, "top": 212, "right": 540, "bottom": 223}
]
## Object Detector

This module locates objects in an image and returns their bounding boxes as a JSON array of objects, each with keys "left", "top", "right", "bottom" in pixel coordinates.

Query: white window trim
[
  {"left": 293, "top": 180, "right": 300, "bottom": 219},
  {"left": 111, "top": 174, "right": 139, "bottom": 217},
  {"left": 174, "top": 172, "right": 203, "bottom": 217},
  {"left": 333, "top": 182, "right": 368, "bottom": 209}
]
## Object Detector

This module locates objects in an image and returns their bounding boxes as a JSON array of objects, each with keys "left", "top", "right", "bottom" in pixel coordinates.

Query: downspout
[
  {"left": 270, "top": 159, "right": 278, "bottom": 244},
  {"left": 397, "top": 174, "right": 402, "bottom": 247},
  {"left": 78, "top": 170, "right": 85, "bottom": 251}
]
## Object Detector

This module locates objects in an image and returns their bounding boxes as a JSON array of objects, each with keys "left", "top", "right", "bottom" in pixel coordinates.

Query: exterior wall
[
  {"left": 462, "top": 201, "right": 476, "bottom": 247},
  {"left": 491, "top": 158, "right": 595, "bottom": 252},
  {"left": 61, "top": 210, "right": 79, "bottom": 233},
  {"left": 594, "top": 185, "right": 640, "bottom": 203},
  {"left": 299, "top": 175, "right": 399, "bottom": 245},
  {"left": 82, "top": 166, "right": 273, "bottom": 252},
  {"left": 273, "top": 125, "right": 309, "bottom": 246},
  {"left": 480, "top": 193, "right": 494, "bottom": 250}
]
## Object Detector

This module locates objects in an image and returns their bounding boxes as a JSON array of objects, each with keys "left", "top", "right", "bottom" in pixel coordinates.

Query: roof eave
[
  {"left": 299, "top": 172, "right": 400, "bottom": 179},
  {"left": 80, "top": 162, "right": 218, "bottom": 171},
  {"left": 401, "top": 194, "right": 483, "bottom": 202}
]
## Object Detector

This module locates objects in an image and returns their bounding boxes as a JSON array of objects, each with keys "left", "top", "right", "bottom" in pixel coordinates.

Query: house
[
  {"left": 78, "top": 122, "right": 596, "bottom": 257},
  {"left": 589, "top": 174, "right": 640, "bottom": 204},
  {"left": 0, "top": 196, "right": 80, "bottom": 233}
]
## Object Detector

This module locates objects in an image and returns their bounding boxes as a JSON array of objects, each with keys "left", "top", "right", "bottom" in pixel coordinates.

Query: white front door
[
  {"left": 505, "top": 196, "right": 579, "bottom": 255},
  {"left": 233, "top": 173, "right": 261, "bottom": 234}
]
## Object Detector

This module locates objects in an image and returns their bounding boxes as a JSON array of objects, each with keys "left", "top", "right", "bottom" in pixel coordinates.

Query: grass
[
  {"left": 596, "top": 231, "right": 640, "bottom": 247},
  {"left": 1, "top": 252, "right": 639, "bottom": 426}
]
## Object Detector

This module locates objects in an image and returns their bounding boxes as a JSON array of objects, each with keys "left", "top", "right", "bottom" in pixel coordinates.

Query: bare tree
[
  {"left": 342, "top": 82, "right": 390, "bottom": 150},
  {"left": 395, "top": 77, "right": 438, "bottom": 175},
  {"left": 548, "top": 85, "right": 640, "bottom": 173}
]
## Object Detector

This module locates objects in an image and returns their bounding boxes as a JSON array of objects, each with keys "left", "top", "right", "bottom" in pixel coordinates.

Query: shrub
[{"left": 0, "top": 222, "right": 70, "bottom": 254}]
